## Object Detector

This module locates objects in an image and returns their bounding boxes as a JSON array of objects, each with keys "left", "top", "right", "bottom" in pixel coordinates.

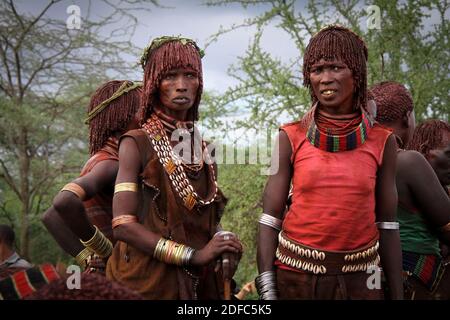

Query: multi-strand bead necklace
[{"left": 142, "top": 113, "right": 218, "bottom": 211}]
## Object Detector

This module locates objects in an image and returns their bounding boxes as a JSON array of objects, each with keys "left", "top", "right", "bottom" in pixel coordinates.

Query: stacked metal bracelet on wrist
[
  {"left": 80, "top": 225, "right": 113, "bottom": 259},
  {"left": 153, "top": 238, "right": 195, "bottom": 266},
  {"left": 75, "top": 247, "right": 94, "bottom": 269},
  {"left": 255, "top": 270, "right": 279, "bottom": 300}
]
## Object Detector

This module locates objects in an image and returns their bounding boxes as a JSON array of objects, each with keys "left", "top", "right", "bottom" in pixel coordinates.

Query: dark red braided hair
[
  {"left": 407, "top": 119, "right": 450, "bottom": 157},
  {"left": 139, "top": 38, "right": 203, "bottom": 124},
  {"left": 303, "top": 25, "right": 368, "bottom": 113},
  {"left": 87, "top": 80, "right": 142, "bottom": 155},
  {"left": 369, "top": 81, "right": 413, "bottom": 124}
]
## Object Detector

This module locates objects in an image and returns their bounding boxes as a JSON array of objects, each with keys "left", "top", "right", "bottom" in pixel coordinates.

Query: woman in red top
[
  {"left": 42, "top": 80, "right": 142, "bottom": 272},
  {"left": 256, "top": 25, "right": 403, "bottom": 300}
]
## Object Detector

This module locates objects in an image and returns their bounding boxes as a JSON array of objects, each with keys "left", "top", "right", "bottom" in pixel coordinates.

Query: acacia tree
[
  {"left": 203, "top": 0, "right": 449, "bottom": 133},
  {"left": 0, "top": 0, "right": 158, "bottom": 258}
]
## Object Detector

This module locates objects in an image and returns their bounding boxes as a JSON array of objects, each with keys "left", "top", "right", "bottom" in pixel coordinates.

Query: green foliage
[
  {"left": 204, "top": 0, "right": 449, "bottom": 132},
  {"left": 218, "top": 161, "right": 266, "bottom": 293},
  {"left": 0, "top": 1, "right": 154, "bottom": 258}
]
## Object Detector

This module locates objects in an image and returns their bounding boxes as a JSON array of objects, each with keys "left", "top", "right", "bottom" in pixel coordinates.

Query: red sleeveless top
[{"left": 280, "top": 119, "right": 392, "bottom": 252}]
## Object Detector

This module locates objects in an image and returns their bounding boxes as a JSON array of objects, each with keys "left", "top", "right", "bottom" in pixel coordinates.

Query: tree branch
[{"left": 0, "top": 158, "right": 21, "bottom": 200}]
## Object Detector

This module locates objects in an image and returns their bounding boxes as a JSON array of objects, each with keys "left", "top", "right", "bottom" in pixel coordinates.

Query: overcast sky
[
  {"left": 17, "top": 0, "right": 306, "bottom": 93},
  {"left": 16, "top": 0, "right": 446, "bottom": 95},
  {"left": 131, "top": 0, "right": 300, "bottom": 92}
]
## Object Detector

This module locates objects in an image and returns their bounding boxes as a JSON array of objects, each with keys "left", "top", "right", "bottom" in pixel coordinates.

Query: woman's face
[{"left": 309, "top": 58, "right": 355, "bottom": 115}]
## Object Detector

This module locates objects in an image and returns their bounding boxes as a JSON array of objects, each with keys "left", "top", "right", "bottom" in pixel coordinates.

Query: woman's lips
[{"left": 172, "top": 97, "right": 190, "bottom": 104}]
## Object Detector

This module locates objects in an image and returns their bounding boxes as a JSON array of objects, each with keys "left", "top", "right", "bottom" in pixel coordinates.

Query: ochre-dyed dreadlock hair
[
  {"left": 369, "top": 81, "right": 414, "bottom": 124},
  {"left": 303, "top": 25, "right": 368, "bottom": 114},
  {"left": 87, "top": 80, "right": 142, "bottom": 156},
  {"left": 407, "top": 119, "right": 450, "bottom": 158},
  {"left": 139, "top": 36, "right": 204, "bottom": 124}
]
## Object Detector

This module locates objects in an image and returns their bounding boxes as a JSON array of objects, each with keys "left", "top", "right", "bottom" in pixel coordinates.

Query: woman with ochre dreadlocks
[
  {"left": 42, "top": 80, "right": 142, "bottom": 273},
  {"left": 106, "top": 36, "right": 242, "bottom": 300},
  {"left": 371, "top": 82, "right": 450, "bottom": 300},
  {"left": 256, "top": 25, "right": 403, "bottom": 300},
  {"left": 408, "top": 119, "right": 450, "bottom": 195},
  {"left": 408, "top": 119, "right": 450, "bottom": 300}
]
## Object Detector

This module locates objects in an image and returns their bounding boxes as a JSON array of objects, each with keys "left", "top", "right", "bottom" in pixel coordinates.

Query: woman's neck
[{"left": 154, "top": 105, "right": 189, "bottom": 122}]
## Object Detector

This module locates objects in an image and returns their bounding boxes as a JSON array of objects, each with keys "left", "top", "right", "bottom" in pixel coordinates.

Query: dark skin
[
  {"left": 42, "top": 158, "right": 118, "bottom": 260},
  {"left": 42, "top": 117, "right": 139, "bottom": 260},
  {"left": 427, "top": 132, "right": 450, "bottom": 189},
  {"left": 113, "top": 67, "right": 242, "bottom": 280},
  {"left": 257, "top": 58, "right": 404, "bottom": 299},
  {"left": 391, "top": 123, "right": 450, "bottom": 245},
  {"left": 380, "top": 110, "right": 416, "bottom": 148},
  {"left": 310, "top": 59, "right": 354, "bottom": 115},
  {"left": 429, "top": 139, "right": 450, "bottom": 259}
]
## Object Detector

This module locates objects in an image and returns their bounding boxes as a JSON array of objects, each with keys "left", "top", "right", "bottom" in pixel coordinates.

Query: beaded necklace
[
  {"left": 306, "top": 106, "right": 372, "bottom": 152},
  {"left": 142, "top": 114, "right": 218, "bottom": 211},
  {"left": 153, "top": 107, "right": 204, "bottom": 175}
]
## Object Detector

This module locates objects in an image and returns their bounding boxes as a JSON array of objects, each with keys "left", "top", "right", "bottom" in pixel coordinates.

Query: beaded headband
[
  {"left": 139, "top": 35, "right": 205, "bottom": 70},
  {"left": 84, "top": 81, "right": 142, "bottom": 124}
]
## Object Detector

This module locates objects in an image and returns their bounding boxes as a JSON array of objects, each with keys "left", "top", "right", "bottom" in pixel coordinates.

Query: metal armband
[
  {"left": 60, "top": 183, "right": 86, "bottom": 201},
  {"left": 258, "top": 213, "right": 282, "bottom": 231},
  {"left": 114, "top": 182, "right": 138, "bottom": 194},
  {"left": 375, "top": 221, "right": 399, "bottom": 230}
]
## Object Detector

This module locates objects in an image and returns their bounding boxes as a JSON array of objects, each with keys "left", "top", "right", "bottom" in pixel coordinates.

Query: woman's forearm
[{"left": 379, "top": 229, "right": 404, "bottom": 300}]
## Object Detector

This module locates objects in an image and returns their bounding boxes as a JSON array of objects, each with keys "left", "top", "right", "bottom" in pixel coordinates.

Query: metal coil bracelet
[
  {"left": 258, "top": 213, "right": 282, "bottom": 231},
  {"left": 255, "top": 270, "right": 279, "bottom": 300}
]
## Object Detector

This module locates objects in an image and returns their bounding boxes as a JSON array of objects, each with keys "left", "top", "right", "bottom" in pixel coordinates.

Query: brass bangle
[
  {"left": 75, "top": 247, "right": 93, "bottom": 268},
  {"left": 153, "top": 237, "right": 194, "bottom": 266},
  {"left": 154, "top": 238, "right": 167, "bottom": 261},
  {"left": 61, "top": 183, "right": 86, "bottom": 201},
  {"left": 440, "top": 222, "right": 450, "bottom": 233},
  {"left": 112, "top": 215, "right": 138, "bottom": 229},
  {"left": 114, "top": 182, "right": 138, "bottom": 194},
  {"left": 80, "top": 225, "right": 113, "bottom": 258}
]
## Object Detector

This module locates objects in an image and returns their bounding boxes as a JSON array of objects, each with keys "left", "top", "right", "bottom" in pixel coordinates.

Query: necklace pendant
[
  {"left": 143, "top": 114, "right": 218, "bottom": 212},
  {"left": 184, "top": 193, "right": 197, "bottom": 211},
  {"left": 164, "top": 159, "right": 177, "bottom": 175}
]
